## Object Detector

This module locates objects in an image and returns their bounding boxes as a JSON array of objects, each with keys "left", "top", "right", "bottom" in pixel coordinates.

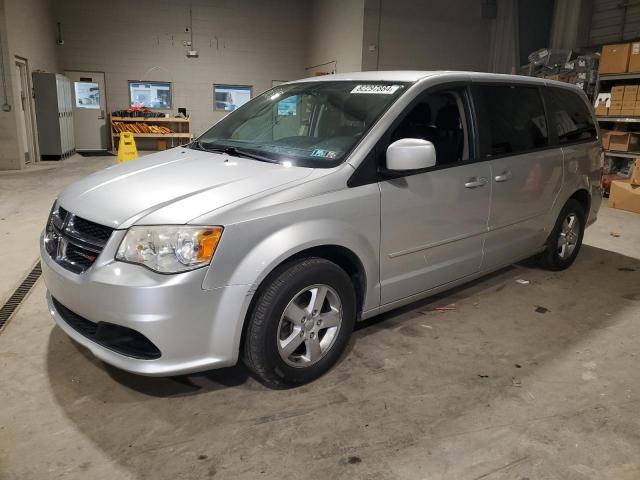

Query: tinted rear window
[
  {"left": 473, "top": 85, "right": 548, "bottom": 157},
  {"left": 544, "top": 87, "right": 597, "bottom": 143}
]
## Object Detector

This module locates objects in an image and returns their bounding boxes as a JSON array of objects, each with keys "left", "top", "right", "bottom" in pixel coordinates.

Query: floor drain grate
[{"left": 0, "top": 261, "right": 42, "bottom": 332}]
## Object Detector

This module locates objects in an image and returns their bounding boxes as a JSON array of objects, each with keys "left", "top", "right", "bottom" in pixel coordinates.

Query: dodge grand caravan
[{"left": 42, "top": 71, "right": 602, "bottom": 387}]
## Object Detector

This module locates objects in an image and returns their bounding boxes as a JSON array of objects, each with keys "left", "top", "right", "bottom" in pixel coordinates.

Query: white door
[
  {"left": 14, "top": 58, "right": 37, "bottom": 164},
  {"left": 66, "top": 71, "right": 107, "bottom": 151},
  {"left": 379, "top": 86, "right": 491, "bottom": 305}
]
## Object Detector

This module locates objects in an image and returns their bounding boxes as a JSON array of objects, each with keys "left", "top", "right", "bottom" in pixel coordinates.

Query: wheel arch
[
  {"left": 569, "top": 188, "right": 591, "bottom": 216},
  {"left": 239, "top": 244, "right": 368, "bottom": 359}
]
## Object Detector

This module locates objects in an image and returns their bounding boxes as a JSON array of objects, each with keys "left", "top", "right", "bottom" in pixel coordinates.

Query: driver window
[{"left": 391, "top": 89, "right": 469, "bottom": 166}]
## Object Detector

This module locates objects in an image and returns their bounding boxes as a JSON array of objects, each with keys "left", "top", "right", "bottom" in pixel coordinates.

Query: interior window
[
  {"left": 391, "top": 90, "right": 469, "bottom": 166},
  {"left": 545, "top": 87, "right": 597, "bottom": 143},
  {"left": 128, "top": 81, "right": 171, "bottom": 109},
  {"left": 474, "top": 85, "right": 548, "bottom": 157}
]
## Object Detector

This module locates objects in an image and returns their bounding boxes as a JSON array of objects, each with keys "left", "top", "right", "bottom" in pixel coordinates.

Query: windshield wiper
[
  {"left": 190, "top": 140, "right": 209, "bottom": 151},
  {"left": 191, "top": 141, "right": 277, "bottom": 163}
]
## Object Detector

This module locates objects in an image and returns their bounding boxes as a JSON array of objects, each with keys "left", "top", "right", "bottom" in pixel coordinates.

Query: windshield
[{"left": 196, "top": 81, "right": 409, "bottom": 167}]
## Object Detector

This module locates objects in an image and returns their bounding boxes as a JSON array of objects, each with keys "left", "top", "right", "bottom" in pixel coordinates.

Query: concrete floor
[{"left": 1, "top": 155, "right": 639, "bottom": 480}]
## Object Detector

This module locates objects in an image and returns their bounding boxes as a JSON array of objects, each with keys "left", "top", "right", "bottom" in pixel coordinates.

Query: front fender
[{"left": 202, "top": 184, "right": 382, "bottom": 313}]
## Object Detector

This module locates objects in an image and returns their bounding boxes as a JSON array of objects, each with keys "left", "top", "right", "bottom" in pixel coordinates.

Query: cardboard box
[
  {"left": 620, "top": 109, "right": 635, "bottom": 117},
  {"left": 609, "top": 180, "right": 640, "bottom": 214},
  {"left": 629, "top": 42, "right": 640, "bottom": 72},
  {"left": 608, "top": 132, "right": 640, "bottom": 151},
  {"left": 609, "top": 107, "right": 622, "bottom": 116},
  {"left": 601, "top": 131, "right": 614, "bottom": 149},
  {"left": 545, "top": 72, "right": 573, "bottom": 83},
  {"left": 630, "top": 159, "right": 640, "bottom": 185},
  {"left": 622, "top": 100, "right": 636, "bottom": 109},
  {"left": 600, "top": 43, "right": 631, "bottom": 73},
  {"left": 611, "top": 85, "right": 626, "bottom": 100},
  {"left": 595, "top": 104, "right": 609, "bottom": 116}
]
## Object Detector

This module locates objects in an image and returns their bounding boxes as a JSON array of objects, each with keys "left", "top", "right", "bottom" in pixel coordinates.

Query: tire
[
  {"left": 243, "top": 257, "right": 356, "bottom": 388},
  {"left": 537, "top": 199, "right": 586, "bottom": 271}
]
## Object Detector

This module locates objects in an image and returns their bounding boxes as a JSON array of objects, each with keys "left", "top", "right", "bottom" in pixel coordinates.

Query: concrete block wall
[
  {"left": 0, "top": 0, "right": 21, "bottom": 170},
  {"left": 0, "top": 0, "right": 513, "bottom": 170},
  {"left": 0, "top": 0, "right": 60, "bottom": 170},
  {"left": 362, "top": 0, "right": 493, "bottom": 72},
  {"left": 306, "top": 0, "right": 365, "bottom": 75},
  {"left": 56, "top": 0, "right": 310, "bottom": 137}
]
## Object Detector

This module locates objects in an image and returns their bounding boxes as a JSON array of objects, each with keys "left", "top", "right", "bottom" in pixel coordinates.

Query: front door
[
  {"left": 66, "top": 71, "right": 107, "bottom": 151},
  {"left": 379, "top": 87, "right": 491, "bottom": 305}
]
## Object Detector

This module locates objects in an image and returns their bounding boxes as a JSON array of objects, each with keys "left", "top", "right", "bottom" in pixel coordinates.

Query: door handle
[
  {"left": 494, "top": 170, "right": 512, "bottom": 182},
  {"left": 464, "top": 177, "right": 488, "bottom": 189}
]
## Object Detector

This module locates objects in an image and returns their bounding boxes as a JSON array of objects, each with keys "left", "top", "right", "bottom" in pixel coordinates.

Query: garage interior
[{"left": 1, "top": 0, "right": 640, "bottom": 479}]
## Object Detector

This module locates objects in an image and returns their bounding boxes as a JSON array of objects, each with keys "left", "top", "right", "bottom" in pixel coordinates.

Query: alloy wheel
[
  {"left": 276, "top": 284, "right": 343, "bottom": 367},
  {"left": 557, "top": 213, "right": 580, "bottom": 260}
]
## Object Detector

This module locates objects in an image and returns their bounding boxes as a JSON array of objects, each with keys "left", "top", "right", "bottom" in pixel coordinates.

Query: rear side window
[
  {"left": 544, "top": 87, "right": 597, "bottom": 144},
  {"left": 473, "top": 85, "right": 548, "bottom": 157}
]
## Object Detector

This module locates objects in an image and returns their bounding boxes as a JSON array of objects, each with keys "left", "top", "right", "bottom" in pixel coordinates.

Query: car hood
[{"left": 58, "top": 149, "right": 313, "bottom": 228}]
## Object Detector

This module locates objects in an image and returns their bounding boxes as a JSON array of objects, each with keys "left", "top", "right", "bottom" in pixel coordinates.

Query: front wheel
[
  {"left": 537, "top": 199, "right": 586, "bottom": 271},
  {"left": 242, "top": 257, "right": 356, "bottom": 388}
]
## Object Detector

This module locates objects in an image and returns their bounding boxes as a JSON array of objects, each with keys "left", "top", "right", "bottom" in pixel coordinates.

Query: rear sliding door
[{"left": 472, "top": 84, "right": 564, "bottom": 270}]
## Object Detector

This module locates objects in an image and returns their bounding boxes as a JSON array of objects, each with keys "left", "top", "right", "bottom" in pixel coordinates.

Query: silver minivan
[{"left": 41, "top": 71, "right": 602, "bottom": 387}]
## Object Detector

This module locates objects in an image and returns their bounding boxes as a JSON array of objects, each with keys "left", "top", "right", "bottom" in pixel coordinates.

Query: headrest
[
  {"left": 405, "top": 103, "right": 431, "bottom": 125},
  {"left": 436, "top": 104, "right": 460, "bottom": 130}
]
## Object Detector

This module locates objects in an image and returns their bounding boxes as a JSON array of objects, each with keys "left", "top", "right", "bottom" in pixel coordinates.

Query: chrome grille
[{"left": 45, "top": 204, "right": 114, "bottom": 274}]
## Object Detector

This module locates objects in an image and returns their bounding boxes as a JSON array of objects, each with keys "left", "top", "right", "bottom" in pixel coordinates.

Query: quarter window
[
  {"left": 474, "top": 85, "right": 548, "bottom": 157},
  {"left": 545, "top": 87, "right": 597, "bottom": 143}
]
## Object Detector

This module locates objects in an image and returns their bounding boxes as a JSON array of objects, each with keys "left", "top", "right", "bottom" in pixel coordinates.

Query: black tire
[
  {"left": 537, "top": 199, "right": 586, "bottom": 271},
  {"left": 242, "top": 257, "right": 356, "bottom": 388}
]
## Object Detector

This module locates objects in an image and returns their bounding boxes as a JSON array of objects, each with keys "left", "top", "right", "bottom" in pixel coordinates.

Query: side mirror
[{"left": 386, "top": 138, "right": 436, "bottom": 171}]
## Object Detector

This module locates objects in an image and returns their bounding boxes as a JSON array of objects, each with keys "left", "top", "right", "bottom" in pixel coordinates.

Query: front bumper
[{"left": 41, "top": 232, "right": 254, "bottom": 376}]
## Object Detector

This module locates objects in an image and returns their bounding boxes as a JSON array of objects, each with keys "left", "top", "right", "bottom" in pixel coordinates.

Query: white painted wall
[
  {"left": 0, "top": 0, "right": 60, "bottom": 170},
  {"left": 362, "top": 0, "right": 493, "bottom": 72},
  {"left": 306, "top": 0, "right": 365, "bottom": 75},
  {"left": 56, "top": 0, "right": 310, "bottom": 137}
]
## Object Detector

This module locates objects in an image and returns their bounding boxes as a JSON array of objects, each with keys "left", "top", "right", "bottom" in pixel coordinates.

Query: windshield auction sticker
[{"left": 351, "top": 84, "right": 401, "bottom": 94}]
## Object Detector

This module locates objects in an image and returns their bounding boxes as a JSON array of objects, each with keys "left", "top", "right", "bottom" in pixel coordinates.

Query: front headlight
[{"left": 116, "top": 225, "right": 223, "bottom": 273}]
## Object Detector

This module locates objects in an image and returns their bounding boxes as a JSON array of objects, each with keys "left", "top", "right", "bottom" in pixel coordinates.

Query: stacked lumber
[{"left": 112, "top": 122, "right": 173, "bottom": 134}]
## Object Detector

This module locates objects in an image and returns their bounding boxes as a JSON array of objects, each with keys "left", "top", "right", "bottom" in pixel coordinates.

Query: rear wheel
[
  {"left": 538, "top": 199, "right": 585, "bottom": 271},
  {"left": 243, "top": 257, "right": 356, "bottom": 388}
]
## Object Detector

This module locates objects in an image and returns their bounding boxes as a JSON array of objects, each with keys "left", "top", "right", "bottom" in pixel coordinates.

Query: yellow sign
[{"left": 117, "top": 132, "right": 138, "bottom": 163}]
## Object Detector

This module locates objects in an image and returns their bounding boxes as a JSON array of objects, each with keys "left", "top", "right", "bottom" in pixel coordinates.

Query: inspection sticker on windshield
[
  {"left": 311, "top": 149, "right": 338, "bottom": 159},
  {"left": 351, "top": 84, "right": 401, "bottom": 94}
]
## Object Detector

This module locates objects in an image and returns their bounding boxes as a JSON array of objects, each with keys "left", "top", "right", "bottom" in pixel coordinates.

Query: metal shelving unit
[
  {"left": 597, "top": 116, "right": 640, "bottom": 122},
  {"left": 599, "top": 72, "right": 640, "bottom": 81},
  {"left": 603, "top": 150, "right": 640, "bottom": 158},
  {"left": 596, "top": 71, "right": 640, "bottom": 193}
]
